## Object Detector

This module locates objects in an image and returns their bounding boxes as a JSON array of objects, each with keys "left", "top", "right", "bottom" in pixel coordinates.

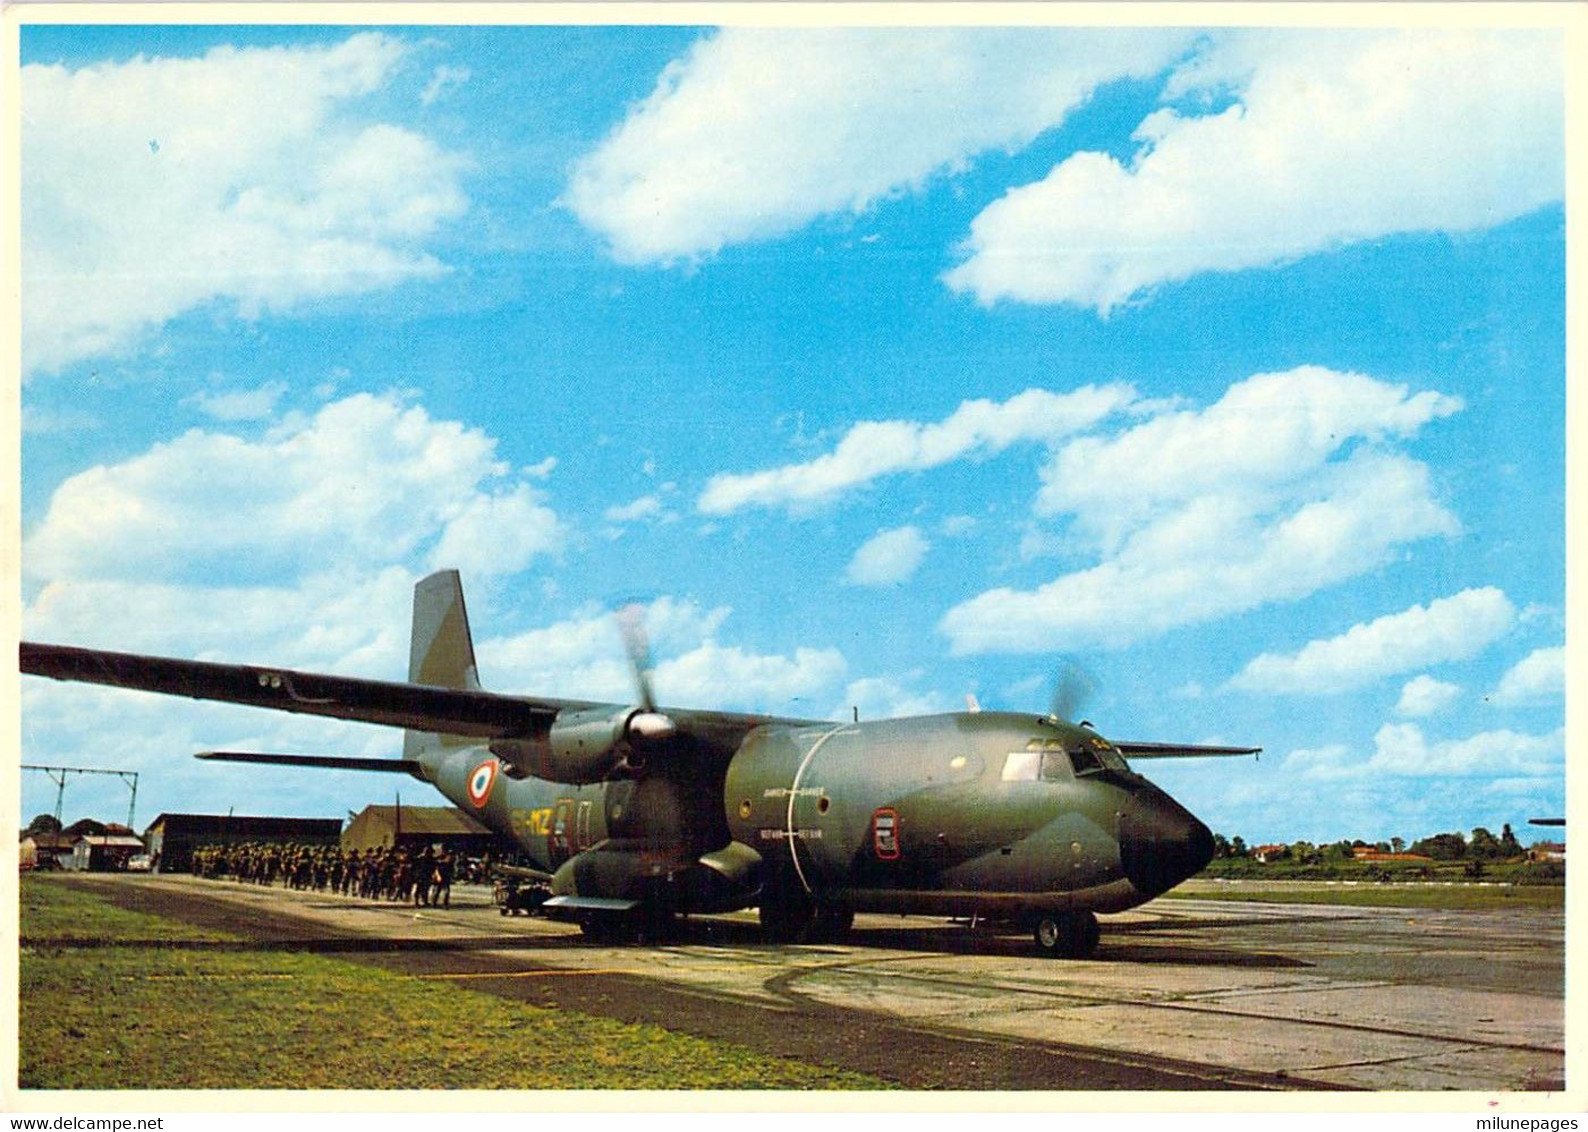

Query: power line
[{"left": 21, "top": 764, "right": 140, "bottom": 829}]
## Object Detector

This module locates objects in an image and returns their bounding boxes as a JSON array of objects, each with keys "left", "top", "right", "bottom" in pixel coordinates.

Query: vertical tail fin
[{"left": 404, "top": 570, "right": 481, "bottom": 760}]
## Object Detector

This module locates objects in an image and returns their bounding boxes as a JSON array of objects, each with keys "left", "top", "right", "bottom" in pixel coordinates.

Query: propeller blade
[
  {"left": 1048, "top": 657, "right": 1097, "bottom": 723},
  {"left": 616, "top": 602, "right": 658, "bottom": 713},
  {"left": 615, "top": 602, "right": 676, "bottom": 747}
]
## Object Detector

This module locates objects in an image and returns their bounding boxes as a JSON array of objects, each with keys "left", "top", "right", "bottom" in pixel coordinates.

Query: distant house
[
  {"left": 1351, "top": 847, "right": 1433, "bottom": 863},
  {"left": 142, "top": 813, "right": 343, "bottom": 874},
  {"left": 22, "top": 820, "right": 145, "bottom": 872},
  {"left": 1527, "top": 842, "right": 1566, "bottom": 863},
  {"left": 342, "top": 804, "right": 512, "bottom": 856},
  {"left": 19, "top": 832, "right": 74, "bottom": 870},
  {"left": 67, "top": 834, "right": 146, "bottom": 872},
  {"left": 1252, "top": 844, "right": 1289, "bottom": 863}
]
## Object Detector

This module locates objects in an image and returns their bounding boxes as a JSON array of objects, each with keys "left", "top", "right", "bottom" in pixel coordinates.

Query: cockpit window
[
  {"left": 1028, "top": 724, "right": 1133, "bottom": 777},
  {"left": 1001, "top": 750, "right": 1041, "bottom": 782},
  {"left": 1039, "top": 751, "right": 1070, "bottom": 781},
  {"left": 1068, "top": 744, "right": 1103, "bottom": 775},
  {"left": 1012, "top": 738, "right": 1079, "bottom": 781},
  {"left": 1095, "top": 744, "right": 1131, "bottom": 773},
  {"left": 1011, "top": 734, "right": 1131, "bottom": 781},
  {"left": 1075, "top": 735, "right": 1132, "bottom": 774}
]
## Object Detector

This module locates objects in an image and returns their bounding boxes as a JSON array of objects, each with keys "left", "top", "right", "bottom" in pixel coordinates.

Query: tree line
[{"left": 1211, "top": 823, "right": 1533, "bottom": 864}]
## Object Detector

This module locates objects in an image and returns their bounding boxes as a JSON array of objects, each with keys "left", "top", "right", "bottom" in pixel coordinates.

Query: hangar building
[{"left": 342, "top": 804, "right": 510, "bottom": 856}]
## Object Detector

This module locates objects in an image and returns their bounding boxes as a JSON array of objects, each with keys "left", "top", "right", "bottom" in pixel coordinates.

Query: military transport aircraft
[{"left": 19, "top": 570, "right": 1257, "bottom": 958}]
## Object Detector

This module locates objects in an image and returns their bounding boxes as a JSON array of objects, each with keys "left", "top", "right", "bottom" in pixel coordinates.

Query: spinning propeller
[
  {"left": 615, "top": 602, "right": 678, "bottom": 744},
  {"left": 1048, "top": 657, "right": 1099, "bottom": 726},
  {"left": 485, "top": 601, "right": 681, "bottom": 784}
]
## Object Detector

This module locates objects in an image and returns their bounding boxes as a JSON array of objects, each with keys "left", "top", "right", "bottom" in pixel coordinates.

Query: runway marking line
[
  {"left": 133, "top": 973, "right": 299, "bottom": 981},
  {"left": 413, "top": 968, "right": 635, "bottom": 980}
]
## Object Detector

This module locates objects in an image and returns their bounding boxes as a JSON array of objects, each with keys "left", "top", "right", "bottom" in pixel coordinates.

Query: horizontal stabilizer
[
  {"left": 541, "top": 896, "right": 642, "bottom": 918},
  {"left": 1116, "top": 741, "right": 1261, "bottom": 760},
  {"left": 22, "top": 642, "right": 561, "bottom": 738},
  {"left": 542, "top": 895, "right": 642, "bottom": 912},
  {"left": 196, "top": 751, "right": 428, "bottom": 780},
  {"left": 493, "top": 862, "right": 555, "bottom": 884}
]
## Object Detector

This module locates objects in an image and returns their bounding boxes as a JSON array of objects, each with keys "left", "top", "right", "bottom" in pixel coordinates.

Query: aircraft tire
[
  {"left": 636, "top": 906, "right": 678, "bottom": 943},
  {"left": 759, "top": 894, "right": 814, "bottom": 943},
  {"left": 579, "top": 917, "right": 634, "bottom": 943},
  {"left": 1032, "top": 911, "right": 1100, "bottom": 959},
  {"left": 807, "top": 906, "right": 854, "bottom": 942}
]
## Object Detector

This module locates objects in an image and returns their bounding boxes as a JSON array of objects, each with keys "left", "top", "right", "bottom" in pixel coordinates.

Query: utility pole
[{"left": 21, "top": 765, "right": 140, "bottom": 830}]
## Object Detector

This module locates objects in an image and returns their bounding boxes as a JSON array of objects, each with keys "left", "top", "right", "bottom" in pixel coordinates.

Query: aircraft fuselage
[{"left": 423, "top": 709, "right": 1213, "bottom": 923}]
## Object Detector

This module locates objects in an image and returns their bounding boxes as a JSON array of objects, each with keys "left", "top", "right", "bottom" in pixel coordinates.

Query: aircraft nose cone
[{"left": 1118, "top": 790, "right": 1214, "bottom": 898}]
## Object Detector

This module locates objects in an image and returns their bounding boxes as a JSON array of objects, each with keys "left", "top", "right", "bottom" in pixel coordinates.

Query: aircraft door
[
  {"left": 548, "top": 798, "right": 574, "bottom": 866},
  {"left": 784, "top": 727, "right": 868, "bottom": 891},
  {"left": 574, "top": 799, "right": 593, "bottom": 852}
]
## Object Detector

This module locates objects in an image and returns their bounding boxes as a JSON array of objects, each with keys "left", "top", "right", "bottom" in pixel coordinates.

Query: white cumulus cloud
[
  {"left": 1490, "top": 645, "right": 1565, "bottom": 705},
  {"left": 183, "top": 381, "right": 290, "bottom": 423},
  {"left": 565, "top": 27, "right": 1194, "bottom": 264},
  {"left": 1367, "top": 723, "right": 1563, "bottom": 779},
  {"left": 23, "top": 33, "right": 470, "bottom": 374},
  {"left": 844, "top": 526, "right": 930, "bottom": 587},
  {"left": 1036, "top": 367, "right": 1461, "bottom": 548},
  {"left": 1285, "top": 723, "right": 1562, "bottom": 782},
  {"left": 1396, "top": 675, "right": 1462, "bottom": 718},
  {"left": 941, "top": 368, "right": 1463, "bottom": 653},
  {"left": 479, "top": 599, "right": 843, "bottom": 714},
  {"left": 24, "top": 568, "right": 417, "bottom": 673},
  {"left": 24, "top": 392, "right": 564, "bottom": 585},
  {"left": 20, "top": 563, "right": 427, "bottom": 822},
  {"left": 427, "top": 483, "right": 565, "bottom": 580},
  {"left": 946, "top": 29, "right": 1563, "bottom": 309},
  {"left": 604, "top": 495, "right": 667, "bottom": 523},
  {"left": 657, "top": 643, "right": 846, "bottom": 714},
  {"left": 839, "top": 675, "right": 951, "bottom": 722},
  {"left": 17, "top": 391, "right": 580, "bottom": 819},
  {"left": 700, "top": 384, "right": 1136, "bottom": 515},
  {"left": 1281, "top": 743, "right": 1355, "bottom": 782},
  {"left": 420, "top": 63, "right": 471, "bottom": 106},
  {"left": 1229, "top": 588, "right": 1515, "bottom": 695}
]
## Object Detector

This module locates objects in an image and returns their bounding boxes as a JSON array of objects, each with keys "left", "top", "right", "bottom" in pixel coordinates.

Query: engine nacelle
[{"left": 491, "top": 706, "right": 634, "bottom": 785}]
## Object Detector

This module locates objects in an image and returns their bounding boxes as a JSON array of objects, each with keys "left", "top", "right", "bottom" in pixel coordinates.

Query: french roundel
[{"left": 466, "top": 760, "right": 499, "bottom": 808}]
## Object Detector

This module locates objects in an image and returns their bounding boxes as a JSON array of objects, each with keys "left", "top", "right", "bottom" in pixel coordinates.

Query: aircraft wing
[
  {"left": 20, "top": 642, "right": 815, "bottom": 758},
  {"left": 196, "top": 751, "right": 428, "bottom": 779},
  {"left": 20, "top": 642, "right": 573, "bottom": 738},
  {"left": 1115, "top": 741, "right": 1261, "bottom": 759}
]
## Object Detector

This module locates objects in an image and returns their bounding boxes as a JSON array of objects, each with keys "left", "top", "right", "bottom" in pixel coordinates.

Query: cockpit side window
[
  {"left": 1068, "top": 744, "right": 1103, "bottom": 775},
  {"left": 1095, "top": 744, "right": 1131, "bottom": 773},
  {"left": 1039, "top": 751, "right": 1070, "bottom": 781}
]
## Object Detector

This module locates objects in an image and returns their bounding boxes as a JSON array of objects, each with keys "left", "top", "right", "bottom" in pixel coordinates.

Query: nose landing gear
[{"left": 1032, "top": 910, "right": 1100, "bottom": 959}]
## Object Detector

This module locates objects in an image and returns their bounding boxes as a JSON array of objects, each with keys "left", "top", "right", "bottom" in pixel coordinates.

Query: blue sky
[{"left": 15, "top": 21, "right": 1570, "bottom": 847}]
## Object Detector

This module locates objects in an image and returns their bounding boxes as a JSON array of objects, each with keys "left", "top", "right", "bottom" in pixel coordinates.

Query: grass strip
[
  {"left": 21, "top": 874, "right": 238, "bottom": 943},
  {"left": 1162, "top": 881, "right": 1564, "bottom": 910},
  {"left": 20, "top": 877, "right": 890, "bottom": 1091}
]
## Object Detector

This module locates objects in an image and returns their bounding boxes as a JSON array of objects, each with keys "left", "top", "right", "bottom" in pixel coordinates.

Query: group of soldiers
[{"left": 190, "top": 842, "right": 460, "bottom": 906}]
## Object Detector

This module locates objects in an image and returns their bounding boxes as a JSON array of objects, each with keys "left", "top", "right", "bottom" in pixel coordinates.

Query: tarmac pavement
[{"left": 60, "top": 873, "right": 1565, "bottom": 1093}]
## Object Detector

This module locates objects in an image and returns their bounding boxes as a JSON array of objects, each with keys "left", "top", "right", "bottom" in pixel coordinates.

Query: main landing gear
[
  {"left": 758, "top": 889, "right": 854, "bottom": 944},
  {"left": 578, "top": 907, "right": 679, "bottom": 944},
  {"left": 1031, "top": 910, "right": 1100, "bottom": 959}
]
